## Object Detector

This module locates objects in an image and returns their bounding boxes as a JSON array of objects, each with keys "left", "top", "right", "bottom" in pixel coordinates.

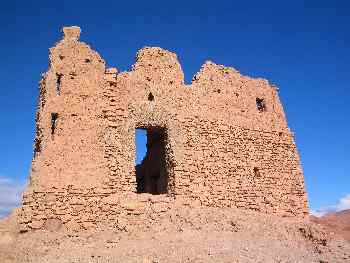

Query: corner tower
[{"left": 28, "top": 26, "right": 109, "bottom": 190}]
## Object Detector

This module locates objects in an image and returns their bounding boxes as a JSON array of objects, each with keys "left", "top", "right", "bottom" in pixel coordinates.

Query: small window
[
  {"left": 253, "top": 167, "right": 260, "bottom": 177},
  {"left": 148, "top": 92, "right": 154, "bottom": 101},
  {"left": 51, "top": 113, "right": 59, "bottom": 135},
  {"left": 34, "top": 137, "right": 42, "bottom": 156},
  {"left": 56, "top": 73, "right": 63, "bottom": 95},
  {"left": 256, "top": 98, "right": 266, "bottom": 112}
]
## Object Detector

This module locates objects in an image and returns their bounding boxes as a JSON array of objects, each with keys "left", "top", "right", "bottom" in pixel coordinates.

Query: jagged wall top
[{"left": 44, "top": 26, "right": 289, "bottom": 134}]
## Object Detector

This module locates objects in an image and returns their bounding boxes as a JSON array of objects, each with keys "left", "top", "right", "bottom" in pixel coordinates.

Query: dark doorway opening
[{"left": 135, "top": 127, "right": 168, "bottom": 195}]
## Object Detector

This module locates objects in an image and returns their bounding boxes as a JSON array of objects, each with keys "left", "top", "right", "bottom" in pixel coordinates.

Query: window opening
[
  {"left": 254, "top": 167, "right": 260, "bottom": 177},
  {"left": 56, "top": 73, "right": 63, "bottom": 95},
  {"left": 256, "top": 98, "right": 266, "bottom": 112},
  {"left": 148, "top": 92, "right": 154, "bottom": 101},
  {"left": 34, "top": 136, "right": 42, "bottom": 157},
  {"left": 51, "top": 113, "right": 58, "bottom": 136}
]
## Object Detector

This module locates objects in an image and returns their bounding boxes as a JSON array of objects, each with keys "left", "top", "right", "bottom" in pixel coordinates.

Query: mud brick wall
[
  {"left": 29, "top": 26, "right": 109, "bottom": 190},
  {"left": 175, "top": 119, "right": 307, "bottom": 216},
  {"left": 20, "top": 190, "right": 176, "bottom": 232},
  {"left": 19, "top": 26, "right": 308, "bottom": 231}
]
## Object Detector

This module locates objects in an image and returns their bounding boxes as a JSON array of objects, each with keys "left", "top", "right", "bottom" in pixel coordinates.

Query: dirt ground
[{"left": 1, "top": 207, "right": 350, "bottom": 263}]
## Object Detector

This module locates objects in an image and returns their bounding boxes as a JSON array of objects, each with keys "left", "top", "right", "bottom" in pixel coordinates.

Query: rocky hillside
[
  {"left": 1, "top": 207, "right": 350, "bottom": 262},
  {"left": 311, "top": 209, "right": 350, "bottom": 242}
]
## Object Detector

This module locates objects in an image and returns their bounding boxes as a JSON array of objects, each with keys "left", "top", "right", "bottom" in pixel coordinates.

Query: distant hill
[{"left": 311, "top": 209, "right": 350, "bottom": 242}]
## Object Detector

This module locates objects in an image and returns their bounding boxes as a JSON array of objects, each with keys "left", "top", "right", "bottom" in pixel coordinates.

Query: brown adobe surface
[{"left": 18, "top": 25, "right": 308, "bottom": 232}]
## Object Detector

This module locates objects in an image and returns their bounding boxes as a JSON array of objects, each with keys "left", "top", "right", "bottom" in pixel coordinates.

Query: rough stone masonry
[{"left": 18, "top": 26, "right": 309, "bottom": 232}]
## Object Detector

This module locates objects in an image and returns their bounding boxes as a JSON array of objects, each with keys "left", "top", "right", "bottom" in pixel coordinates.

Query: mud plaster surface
[{"left": 19, "top": 26, "right": 309, "bottom": 232}]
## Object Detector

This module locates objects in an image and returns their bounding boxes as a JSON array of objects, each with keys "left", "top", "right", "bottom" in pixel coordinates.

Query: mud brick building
[{"left": 19, "top": 26, "right": 309, "bottom": 231}]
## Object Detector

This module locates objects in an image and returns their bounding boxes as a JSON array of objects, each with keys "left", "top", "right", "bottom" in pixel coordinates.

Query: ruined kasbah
[{"left": 18, "top": 26, "right": 309, "bottom": 232}]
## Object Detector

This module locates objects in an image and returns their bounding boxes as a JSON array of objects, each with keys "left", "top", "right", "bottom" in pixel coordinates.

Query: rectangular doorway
[{"left": 135, "top": 127, "right": 168, "bottom": 194}]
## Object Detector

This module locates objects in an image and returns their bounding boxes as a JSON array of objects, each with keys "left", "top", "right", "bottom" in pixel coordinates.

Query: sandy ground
[{"left": 1, "top": 207, "right": 350, "bottom": 263}]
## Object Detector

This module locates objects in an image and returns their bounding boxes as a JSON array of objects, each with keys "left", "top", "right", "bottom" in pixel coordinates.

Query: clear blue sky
[{"left": 0, "top": 0, "right": 349, "bottom": 213}]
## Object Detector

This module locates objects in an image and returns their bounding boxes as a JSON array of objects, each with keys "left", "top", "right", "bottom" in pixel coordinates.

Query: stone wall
[{"left": 19, "top": 26, "right": 309, "bottom": 231}]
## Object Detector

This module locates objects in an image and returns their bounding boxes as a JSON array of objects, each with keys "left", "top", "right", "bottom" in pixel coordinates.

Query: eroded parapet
[
  {"left": 132, "top": 47, "right": 184, "bottom": 86},
  {"left": 125, "top": 48, "right": 289, "bottom": 132}
]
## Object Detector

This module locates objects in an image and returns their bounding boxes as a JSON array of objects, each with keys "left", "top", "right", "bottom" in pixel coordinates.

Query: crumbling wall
[
  {"left": 19, "top": 26, "right": 309, "bottom": 232},
  {"left": 20, "top": 27, "right": 118, "bottom": 231},
  {"left": 120, "top": 47, "right": 308, "bottom": 216},
  {"left": 27, "top": 26, "right": 109, "bottom": 190}
]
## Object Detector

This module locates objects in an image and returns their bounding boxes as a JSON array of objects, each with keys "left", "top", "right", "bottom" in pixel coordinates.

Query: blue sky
[{"left": 0, "top": 0, "right": 349, "bottom": 217}]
